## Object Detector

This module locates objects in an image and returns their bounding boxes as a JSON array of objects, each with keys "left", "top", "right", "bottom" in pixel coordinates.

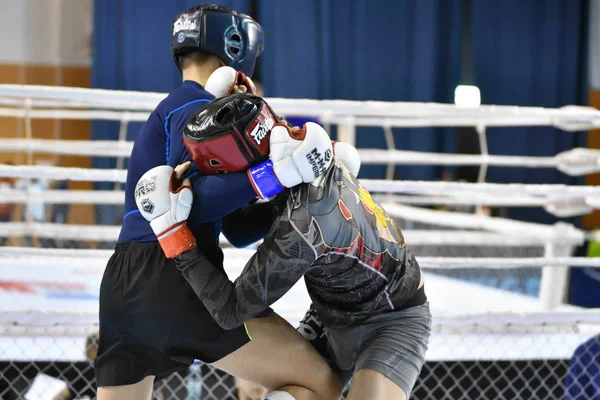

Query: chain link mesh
[{"left": 1, "top": 323, "right": 599, "bottom": 399}]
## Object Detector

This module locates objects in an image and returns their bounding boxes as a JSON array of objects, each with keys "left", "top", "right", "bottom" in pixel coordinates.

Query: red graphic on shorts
[{"left": 338, "top": 199, "right": 353, "bottom": 221}]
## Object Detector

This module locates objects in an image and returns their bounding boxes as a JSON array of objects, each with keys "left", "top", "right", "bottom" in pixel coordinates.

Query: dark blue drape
[
  {"left": 92, "top": 0, "right": 589, "bottom": 220},
  {"left": 257, "top": 0, "right": 588, "bottom": 203},
  {"left": 92, "top": 0, "right": 252, "bottom": 93},
  {"left": 258, "top": 0, "right": 462, "bottom": 181},
  {"left": 472, "top": 0, "right": 589, "bottom": 225}
]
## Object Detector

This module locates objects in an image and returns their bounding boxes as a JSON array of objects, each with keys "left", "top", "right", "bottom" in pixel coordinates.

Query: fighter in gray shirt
[
  {"left": 138, "top": 94, "right": 431, "bottom": 400},
  {"left": 175, "top": 157, "right": 425, "bottom": 330}
]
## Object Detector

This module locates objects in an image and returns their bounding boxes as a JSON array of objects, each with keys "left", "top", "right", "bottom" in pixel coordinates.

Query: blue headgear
[{"left": 171, "top": 4, "right": 264, "bottom": 77}]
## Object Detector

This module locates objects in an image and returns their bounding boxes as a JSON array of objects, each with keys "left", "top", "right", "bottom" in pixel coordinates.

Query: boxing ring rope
[
  {"left": 0, "top": 188, "right": 124, "bottom": 205},
  {"left": 1, "top": 310, "right": 599, "bottom": 338},
  {"left": 2, "top": 139, "right": 599, "bottom": 176},
  {"left": 3, "top": 251, "right": 600, "bottom": 269},
  {"left": 0, "top": 224, "right": 588, "bottom": 248},
  {"left": 1, "top": 310, "right": 599, "bottom": 331},
  {"left": 1, "top": 162, "right": 599, "bottom": 222},
  {"left": 2, "top": 164, "right": 600, "bottom": 197},
  {"left": 1, "top": 166, "right": 599, "bottom": 221},
  {"left": 0, "top": 186, "right": 593, "bottom": 220},
  {"left": 0, "top": 105, "right": 597, "bottom": 130},
  {"left": 1, "top": 84, "right": 599, "bottom": 128}
]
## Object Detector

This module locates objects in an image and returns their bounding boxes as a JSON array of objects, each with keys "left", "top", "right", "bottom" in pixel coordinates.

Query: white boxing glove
[
  {"left": 205, "top": 66, "right": 256, "bottom": 98},
  {"left": 135, "top": 165, "right": 196, "bottom": 258},
  {"left": 270, "top": 122, "right": 333, "bottom": 187},
  {"left": 333, "top": 141, "right": 361, "bottom": 176},
  {"left": 246, "top": 122, "right": 333, "bottom": 198}
]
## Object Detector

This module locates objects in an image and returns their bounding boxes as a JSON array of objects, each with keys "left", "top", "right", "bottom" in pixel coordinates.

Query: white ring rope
[
  {"left": 0, "top": 105, "right": 596, "bottom": 130},
  {"left": 376, "top": 194, "right": 596, "bottom": 218},
  {"left": 0, "top": 107, "right": 150, "bottom": 122},
  {"left": 0, "top": 226, "right": 573, "bottom": 247},
  {"left": 0, "top": 170, "right": 594, "bottom": 244},
  {"left": 0, "top": 222, "right": 120, "bottom": 241},
  {"left": 0, "top": 164, "right": 126, "bottom": 182},
  {"left": 433, "top": 310, "right": 600, "bottom": 328},
  {"left": 363, "top": 180, "right": 600, "bottom": 197},
  {"left": 0, "top": 187, "right": 593, "bottom": 220},
  {"left": 1, "top": 251, "right": 600, "bottom": 269},
  {"left": 1, "top": 310, "right": 599, "bottom": 331},
  {"left": 1, "top": 186, "right": 588, "bottom": 214},
  {"left": 362, "top": 148, "right": 600, "bottom": 176},
  {"left": 0, "top": 85, "right": 166, "bottom": 110},
  {"left": 1, "top": 85, "right": 599, "bottom": 131},
  {"left": 0, "top": 139, "right": 134, "bottom": 157},
  {"left": 382, "top": 203, "right": 584, "bottom": 240},
  {"left": 0, "top": 223, "right": 237, "bottom": 245},
  {"left": 372, "top": 194, "right": 548, "bottom": 207},
  {"left": 417, "top": 257, "right": 600, "bottom": 268},
  {"left": 0, "top": 321, "right": 99, "bottom": 337},
  {"left": 1, "top": 164, "right": 598, "bottom": 199},
  {"left": 0, "top": 246, "right": 114, "bottom": 258},
  {"left": 3, "top": 140, "right": 598, "bottom": 176},
  {"left": 1, "top": 188, "right": 124, "bottom": 204},
  {"left": 0, "top": 190, "right": 590, "bottom": 244},
  {"left": 359, "top": 149, "right": 557, "bottom": 167},
  {"left": 0, "top": 97, "right": 143, "bottom": 111}
]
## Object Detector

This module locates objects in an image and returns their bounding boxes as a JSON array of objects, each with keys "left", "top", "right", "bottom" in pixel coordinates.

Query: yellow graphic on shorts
[{"left": 358, "top": 185, "right": 399, "bottom": 243}]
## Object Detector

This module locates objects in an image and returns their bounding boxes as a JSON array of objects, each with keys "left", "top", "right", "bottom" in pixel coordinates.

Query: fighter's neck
[{"left": 181, "top": 67, "right": 212, "bottom": 87}]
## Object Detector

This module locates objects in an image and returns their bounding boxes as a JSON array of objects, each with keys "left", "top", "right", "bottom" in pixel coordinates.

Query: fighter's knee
[
  {"left": 328, "top": 375, "right": 344, "bottom": 399},
  {"left": 265, "top": 368, "right": 341, "bottom": 400},
  {"left": 97, "top": 376, "right": 155, "bottom": 400},
  {"left": 313, "top": 368, "right": 343, "bottom": 400}
]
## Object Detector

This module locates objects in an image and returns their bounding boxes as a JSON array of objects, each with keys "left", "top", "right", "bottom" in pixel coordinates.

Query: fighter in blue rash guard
[
  {"left": 118, "top": 80, "right": 257, "bottom": 243},
  {"left": 95, "top": 5, "right": 341, "bottom": 400},
  {"left": 136, "top": 94, "right": 431, "bottom": 400}
]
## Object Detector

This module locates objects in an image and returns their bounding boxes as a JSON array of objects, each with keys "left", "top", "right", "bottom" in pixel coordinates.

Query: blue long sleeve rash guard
[{"left": 118, "top": 81, "right": 259, "bottom": 255}]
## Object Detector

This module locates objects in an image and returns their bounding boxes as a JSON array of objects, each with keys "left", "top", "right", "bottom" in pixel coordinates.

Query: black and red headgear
[{"left": 183, "top": 93, "right": 279, "bottom": 175}]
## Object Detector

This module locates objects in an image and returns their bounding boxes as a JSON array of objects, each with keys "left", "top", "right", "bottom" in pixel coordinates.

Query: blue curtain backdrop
[
  {"left": 92, "top": 0, "right": 589, "bottom": 221},
  {"left": 472, "top": 0, "right": 589, "bottom": 225},
  {"left": 257, "top": 0, "right": 462, "bottom": 182}
]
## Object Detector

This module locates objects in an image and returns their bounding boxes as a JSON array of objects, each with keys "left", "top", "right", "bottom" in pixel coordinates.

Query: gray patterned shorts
[{"left": 300, "top": 302, "right": 432, "bottom": 397}]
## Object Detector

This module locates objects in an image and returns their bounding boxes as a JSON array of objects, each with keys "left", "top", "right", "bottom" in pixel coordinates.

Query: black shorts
[{"left": 95, "top": 242, "right": 251, "bottom": 387}]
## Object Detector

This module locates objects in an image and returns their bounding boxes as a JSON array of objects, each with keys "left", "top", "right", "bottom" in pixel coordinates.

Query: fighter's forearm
[
  {"left": 175, "top": 196, "right": 316, "bottom": 330},
  {"left": 189, "top": 172, "right": 257, "bottom": 223},
  {"left": 221, "top": 201, "right": 277, "bottom": 247},
  {"left": 175, "top": 247, "right": 253, "bottom": 330}
]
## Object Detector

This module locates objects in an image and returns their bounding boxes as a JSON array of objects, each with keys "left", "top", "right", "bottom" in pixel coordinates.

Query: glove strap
[
  {"left": 248, "top": 160, "right": 285, "bottom": 199},
  {"left": 157, "top": 221, "right": 197, "bottom": 258}
]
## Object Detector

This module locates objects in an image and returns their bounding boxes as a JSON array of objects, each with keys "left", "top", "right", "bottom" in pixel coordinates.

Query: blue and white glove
[{"left": 247, "top": 122, "right": 333, "bottom": 199}]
